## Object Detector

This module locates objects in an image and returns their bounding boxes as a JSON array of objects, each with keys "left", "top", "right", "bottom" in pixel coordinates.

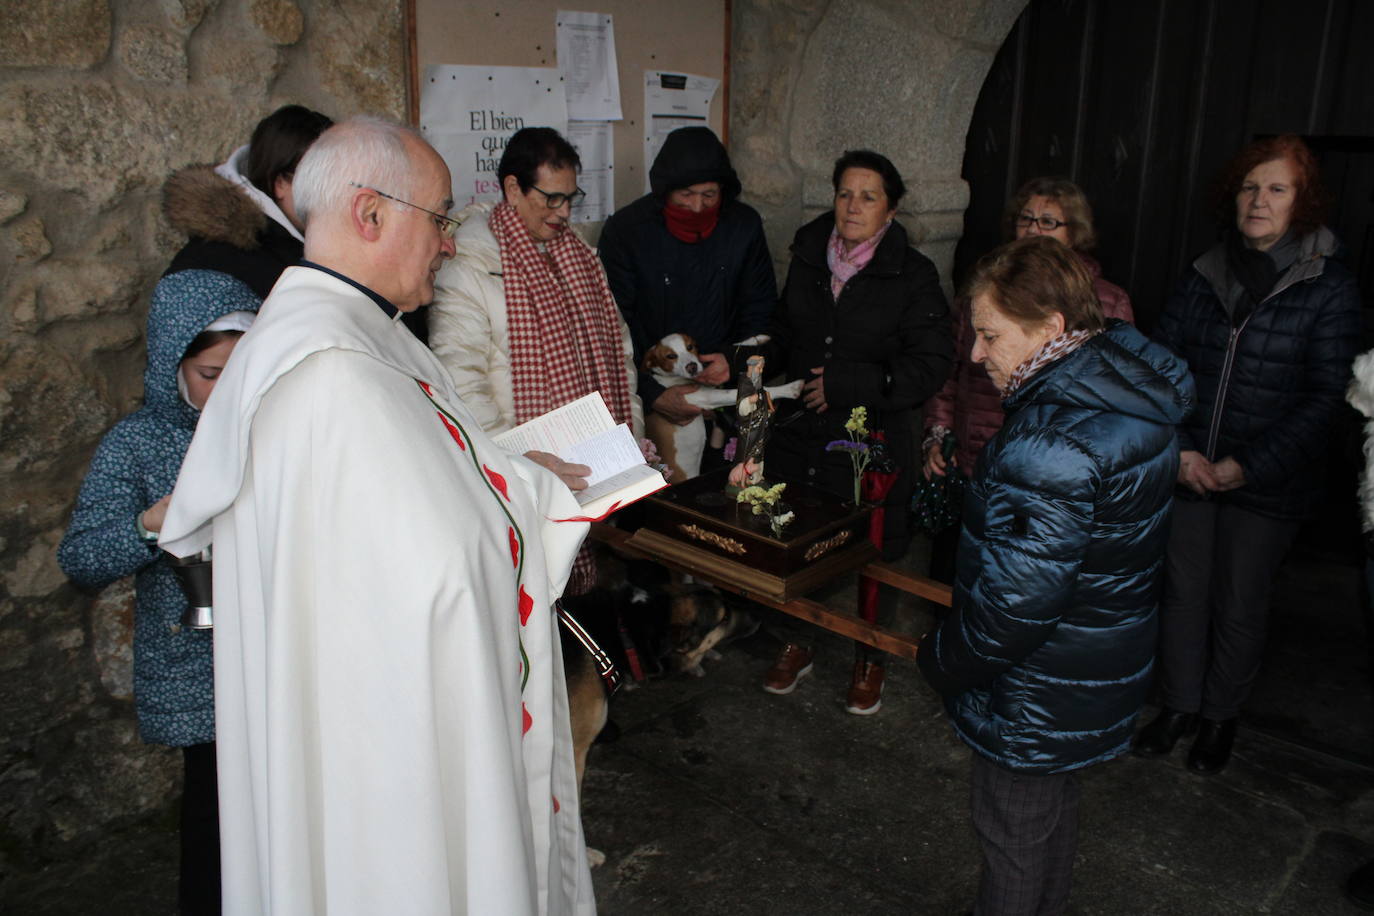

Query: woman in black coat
[
  {"left": 762, "top": 150, "right": 951, "bottom": 713},
  {"left": 1135, "top": 135, "right": 1362, "bottom": 774}
]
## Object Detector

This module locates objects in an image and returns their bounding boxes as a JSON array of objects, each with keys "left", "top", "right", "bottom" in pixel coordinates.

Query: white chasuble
[{"left": 162, "top": 267, "right": 595, "bottom": 915}]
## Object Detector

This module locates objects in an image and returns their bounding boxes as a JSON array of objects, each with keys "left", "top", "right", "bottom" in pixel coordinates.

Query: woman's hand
[
  {"left": 1178, "top": 450, "right": 1221, "bottom": 495},
  {"left": 1211, "top": 456, "right": 1247, "bottom": 491},
  {"left": 923, "top": 442, "right": 952, "bottom": 479},
  {"left": 523, "top": 451, "right": 592, "bottom": 491},
  {"left": 802, "top": 366, "right": 827, "bottom": 413},
  {"left": 141, "top": 495, "right": 172, "bottom": 535}
]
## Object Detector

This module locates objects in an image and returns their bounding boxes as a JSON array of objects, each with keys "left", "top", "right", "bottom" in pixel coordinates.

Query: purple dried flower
[
  {"left": 825, "top": 440, "right": 868, "bottom": 454},
  {"left": 723, "top": 437, "right": 738, "bottom": 461}
]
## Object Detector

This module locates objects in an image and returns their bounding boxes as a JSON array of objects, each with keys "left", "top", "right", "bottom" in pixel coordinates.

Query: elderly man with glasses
[{"left": 160, "top": 115, "right": 597, "bottom": 915}]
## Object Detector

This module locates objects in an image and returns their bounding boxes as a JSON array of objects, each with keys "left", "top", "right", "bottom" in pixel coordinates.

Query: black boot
[
  {"left": 1187, "top": 717, "right": 1238, "bottom": 775},
  {"left": 1133, "top": 707, "right": 1197, "bottom": 757}
]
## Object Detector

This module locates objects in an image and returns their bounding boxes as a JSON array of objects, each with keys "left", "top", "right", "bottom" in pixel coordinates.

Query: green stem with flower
[
  {"left": 825, "top": 406, "right": 872, "bottom": 506},
  {"left": 736, "top": 482, "right": 795, "bottom": 539}
]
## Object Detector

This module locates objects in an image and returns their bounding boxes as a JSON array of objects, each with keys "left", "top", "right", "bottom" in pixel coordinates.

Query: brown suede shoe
[
  {"left": 762, "top": 643, "right": 814, "bottom": 695},
  {"left": 844, "top": 660, "right": 884, "bottom": 715}
]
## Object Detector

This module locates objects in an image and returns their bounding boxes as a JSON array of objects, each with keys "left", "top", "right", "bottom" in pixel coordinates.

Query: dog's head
[{"left": 642, "top": 332, "right": 702, "bottom": 381}]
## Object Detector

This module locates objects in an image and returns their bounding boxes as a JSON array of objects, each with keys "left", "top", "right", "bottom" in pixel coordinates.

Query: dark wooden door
[{"left": 956, "top": 0, "right": 1374, "bottom": 334}]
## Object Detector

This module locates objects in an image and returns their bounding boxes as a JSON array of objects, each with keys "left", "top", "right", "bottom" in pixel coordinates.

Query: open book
[{"left": 492, "top": 392, "right": 667, "bottom": 522}]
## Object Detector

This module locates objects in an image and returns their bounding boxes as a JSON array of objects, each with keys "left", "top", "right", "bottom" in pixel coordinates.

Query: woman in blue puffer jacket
[
  {"left": 918, "top": 237, "right": 1193, "bottom": 916},
  {"left": 58, "top": 269, "right": 260, "bottom": 914},
  {"left": 1134, "top": 135, "right": 1362, "bottom": 777}
]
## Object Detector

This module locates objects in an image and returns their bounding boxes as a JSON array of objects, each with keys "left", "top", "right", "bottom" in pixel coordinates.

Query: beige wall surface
[{"left": 413, "top": 0, "right": 726, "bottom": 213}]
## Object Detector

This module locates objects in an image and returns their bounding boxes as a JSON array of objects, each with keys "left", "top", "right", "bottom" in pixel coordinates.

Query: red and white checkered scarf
[
  {"left": 490, "top": 201, "right": 633, "bottom": 595},
  {"left": 1003, "top": 327, "right": 1101, "bottom": 395},
  {"left": 490, "top": 201, "right": 633, "bottom": 428}
]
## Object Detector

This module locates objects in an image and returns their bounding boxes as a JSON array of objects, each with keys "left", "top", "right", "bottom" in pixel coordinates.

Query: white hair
[{"left": 291, "top": 115, "right": 427, "bottom": 227}]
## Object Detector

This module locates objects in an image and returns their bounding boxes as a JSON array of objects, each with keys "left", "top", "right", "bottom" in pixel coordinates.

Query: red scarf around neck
[{"left": 663, "top": 201, "right": 721, "bottom": 243}]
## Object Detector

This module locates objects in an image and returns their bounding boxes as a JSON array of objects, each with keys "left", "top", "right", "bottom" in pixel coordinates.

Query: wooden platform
[{"left": 591, "top": 522, "right": 953, "bottom": 661}]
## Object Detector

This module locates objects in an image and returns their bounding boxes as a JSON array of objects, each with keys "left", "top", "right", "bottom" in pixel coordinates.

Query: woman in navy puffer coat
[
  {"left": 918, "top": 237, "right": 1193, "bottom": 916},
  {"left": 1135, "top": 135, "right": 1362, "bottom": 777}
]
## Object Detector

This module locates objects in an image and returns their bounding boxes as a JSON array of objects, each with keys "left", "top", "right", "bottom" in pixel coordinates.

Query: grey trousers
[
  {"left": 970, "top": 754, "right": 1082, "bottom": 916},
  {"left": 1158, "top": 499, "right": 1299, "bottom": 719}
]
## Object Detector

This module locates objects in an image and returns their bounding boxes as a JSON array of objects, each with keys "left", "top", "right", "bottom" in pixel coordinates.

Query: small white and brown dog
[{"left": 641, "top": 332, "right": 803, "bottom": 483}]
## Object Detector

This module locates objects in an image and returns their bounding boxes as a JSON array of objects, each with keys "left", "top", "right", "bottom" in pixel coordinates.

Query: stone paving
[{"left": 6, "top": 552, "right": 1372, "bottom": 915}]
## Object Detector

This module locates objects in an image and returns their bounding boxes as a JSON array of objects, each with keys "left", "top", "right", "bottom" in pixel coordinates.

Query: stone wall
[
  {"left": 0, "top": 0, "right": 406, "bottom": 871},
  {"left": 730, "top": 0, "right": 1027, "bottom": 293}
]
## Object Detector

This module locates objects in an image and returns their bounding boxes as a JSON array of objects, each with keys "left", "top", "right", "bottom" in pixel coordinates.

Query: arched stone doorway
[{"left": 729, "top": 0, "right": 1029, "bottom": 289}]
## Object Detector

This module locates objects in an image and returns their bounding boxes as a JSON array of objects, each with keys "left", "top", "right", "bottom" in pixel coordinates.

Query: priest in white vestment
[{"left": 160, "top": 116, "right": 597, "bottom": 915}]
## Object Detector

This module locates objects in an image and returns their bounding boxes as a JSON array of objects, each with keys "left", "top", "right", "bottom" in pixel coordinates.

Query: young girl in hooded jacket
[{"left": 59, "top": 269, "right": 260, "bottom": 914}]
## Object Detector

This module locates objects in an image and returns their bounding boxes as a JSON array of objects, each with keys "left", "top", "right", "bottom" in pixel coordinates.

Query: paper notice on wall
[
  {"left": 643, "top": 71, "right": 719, "bottom": 192},
  {"left": 556, "top": 10, "right": 622, "bottom": 121},
  {"left": 566, "top": 120, "right": 613, "bottom": 223},
  {"left": 420, "top": 65, "right": 569, "bottom": 210}
]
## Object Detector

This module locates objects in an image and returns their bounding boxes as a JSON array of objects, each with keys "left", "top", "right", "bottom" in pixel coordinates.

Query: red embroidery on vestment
[
  {"left": 519, "top": 586, "right": 533, "bottom": 626},
  {"left": 435, "top": 410, "right": 467, "bottom": 451},
  {"left": 416, "top": 380, "right": 434, "bottom": 397},
  {"left": 508, "top": 526, "right": 520, "bottom": 568},
  {"left": 552, "top": 795, "right": 561, "bottom": 813},
  {"left": 522, "top": 703, "right": 532, "bottom": 735},
  {"left": 484, "top": 465, "right": 510, "bottom": 501}
]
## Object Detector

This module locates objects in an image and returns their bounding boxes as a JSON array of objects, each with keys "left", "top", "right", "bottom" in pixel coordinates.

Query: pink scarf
[{"left": 826, "top": 220, "right": 892, "bottom": 300}]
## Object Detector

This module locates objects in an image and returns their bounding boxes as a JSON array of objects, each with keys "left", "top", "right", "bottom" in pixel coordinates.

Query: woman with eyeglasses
[{"left": 921, "top": 177, "right": 1135, "bottom": 580}]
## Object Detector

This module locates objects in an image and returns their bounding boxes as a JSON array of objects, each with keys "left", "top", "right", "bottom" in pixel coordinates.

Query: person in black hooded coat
[{"left": 597, "top": 126, "right": 777, "bottom": 425}]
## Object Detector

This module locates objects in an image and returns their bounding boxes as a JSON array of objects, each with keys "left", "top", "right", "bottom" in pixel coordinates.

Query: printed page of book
[{"left": 491, "top": 392, "right": 614, "bottom": 456}]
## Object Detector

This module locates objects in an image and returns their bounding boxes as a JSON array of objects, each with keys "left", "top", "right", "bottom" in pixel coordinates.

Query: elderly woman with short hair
[
  {"left": 918, "top": 235, "right": 1192, "bottom": 916},
  {"left": 1134, "top": 135, "right": 1362, "bottom": 775}
]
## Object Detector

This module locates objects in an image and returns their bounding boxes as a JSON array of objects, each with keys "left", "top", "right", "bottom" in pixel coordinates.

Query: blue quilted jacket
[
  {"left": 1154, "top": 228, "right": 1362, "bottom": 520},
  {"left": 918, "top": 321, "right": 1194, "bottom": 773},
  {"left": 58, "top": 270, "right": 260, "bottom": 746}
]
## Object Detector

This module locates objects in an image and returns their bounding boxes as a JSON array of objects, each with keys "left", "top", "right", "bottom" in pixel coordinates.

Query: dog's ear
[
  {"left": 681, "top": 334, "right": 699, "bottom": 355},
  {"left": 642, "top": 343, "right": 672, "bottom": 372}
]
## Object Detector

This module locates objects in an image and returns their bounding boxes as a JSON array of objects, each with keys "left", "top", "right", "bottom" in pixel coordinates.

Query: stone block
[
  {"left": 159, "top": 0, "right": 216, "bottom": 32},
  {"left": 312, "top": 0, "right": 407, "bottom": 119},
  {"left": 0, "top": 189, "right": 28, "bottom": 224},
  {"left": 118, "top": 24, "right": 189, "bottom": 85},
  {"left": 35, "top": 259, "right": 143, "bottom": 327},
  {"left": 0, "top": 83, "right": 244, "bottom": 209},
  {"left": 40, "top": 721, "right": 179, "bottom": 847},
  {"left": 250, "top": 0, "right": 304, "bottom": 45},
  {"left": 0, "top": 342, "right": 116, "bottom": 479},
  {"left": 10, "top": 217, "right": 52, "bottom": 262},
  {"left": 0, "top": 0, "right": 112, "bottom": 70},
  {"left": 4, "top": 531, "right": 67, "bottom": 599},
  {"left": 192, "top": 35, "right": 281, "bottom": 101},
  {"left": 92, "top": 578, "right": 135, "bottom": 700},
  {"left": 0, "top": 627, "right": 33, "bottom": 672}
]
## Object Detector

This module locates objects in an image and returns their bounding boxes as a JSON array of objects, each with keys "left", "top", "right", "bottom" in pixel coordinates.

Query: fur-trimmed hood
[{"left": 163, "top": 164, "right": 270, "bottom": 251}]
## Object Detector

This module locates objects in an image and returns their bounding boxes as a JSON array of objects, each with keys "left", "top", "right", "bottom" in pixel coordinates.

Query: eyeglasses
[
  {"left": 1016, "top": 213, "right": 1072, "bottom": 232},
  {"left": 528, "top": 184, "right": 587, "bottom": 210},
  {"left": 351, "top": 183, "right": 459, "bottom": 238}
]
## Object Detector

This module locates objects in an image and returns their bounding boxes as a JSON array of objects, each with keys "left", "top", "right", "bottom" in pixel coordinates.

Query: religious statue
[{"left": 728, "top": 355, "right": 774, "bottom": 489}]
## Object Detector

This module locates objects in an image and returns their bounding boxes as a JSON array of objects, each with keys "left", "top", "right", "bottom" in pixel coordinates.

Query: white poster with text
[{"left": 420, "top": 64, "right": 569, "bottom": 210}]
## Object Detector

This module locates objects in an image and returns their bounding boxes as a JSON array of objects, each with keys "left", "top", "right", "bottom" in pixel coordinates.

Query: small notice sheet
[
  {"left": 556, "top": 10, "right": 623, "bottom": 121},
  {"left": 493, "top": 392, "right": 666, "bottom": 520}
]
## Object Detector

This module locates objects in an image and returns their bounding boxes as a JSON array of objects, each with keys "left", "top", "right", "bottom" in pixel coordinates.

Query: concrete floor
[{"left": 7, "top": 547, "right": 1374, "bottom": 914}]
